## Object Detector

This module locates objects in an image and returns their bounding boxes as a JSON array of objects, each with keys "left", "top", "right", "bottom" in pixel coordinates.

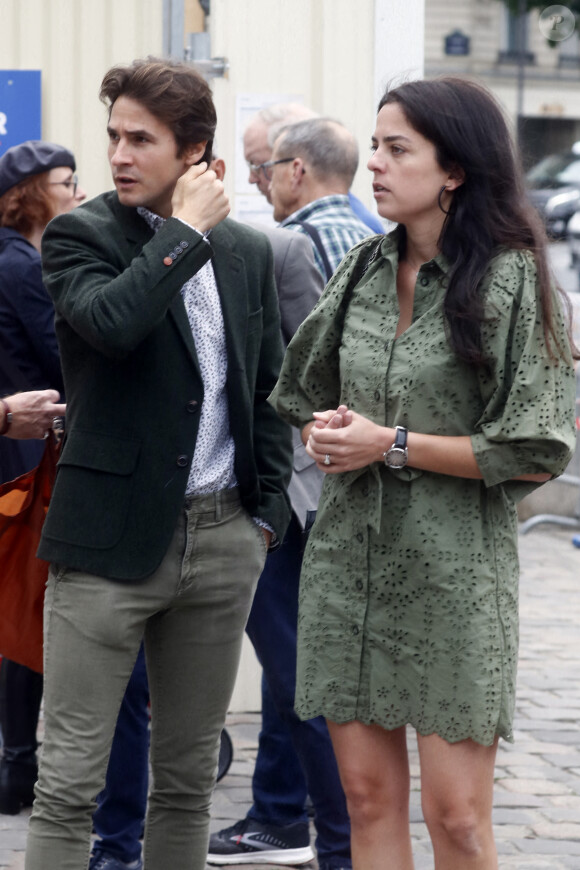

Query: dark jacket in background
[{"left": 0, "top": 227, "right": 64, "bottom": 482}]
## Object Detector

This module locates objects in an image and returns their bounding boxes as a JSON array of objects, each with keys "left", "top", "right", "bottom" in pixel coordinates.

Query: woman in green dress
[{"left": 269, "top": 77, "right": 577, "bottom": 869}]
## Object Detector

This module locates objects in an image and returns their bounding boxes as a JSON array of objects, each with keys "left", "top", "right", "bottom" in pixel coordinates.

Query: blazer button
[
  {"left": 186, "top": 400, "right": 199, "bottom": 413},
  {"left": 177, "top": 454, "right": 189, "bottom": 467}
]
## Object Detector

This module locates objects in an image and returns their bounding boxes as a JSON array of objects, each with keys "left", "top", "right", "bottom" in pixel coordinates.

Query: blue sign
[
  {"left": 444, "top": 30, "right": 470, "bottom": 57},
  {"left": 0, "top": 71, "right": 42, "bottom": 156}
]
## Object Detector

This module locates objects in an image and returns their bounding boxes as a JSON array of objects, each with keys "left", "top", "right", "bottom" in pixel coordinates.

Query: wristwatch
[{"left": 383, "top": 426, "right": 408, "bottom": 469}]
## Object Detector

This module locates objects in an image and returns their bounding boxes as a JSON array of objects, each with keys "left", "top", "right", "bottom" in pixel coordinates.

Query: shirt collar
[
  {"left": 380, "top": 225, "right": 450, "bottom": 278},
  {"left": 137, "top": 206, "right": 165, "bottom": 233},
  {"left": 282, "top": 194, "right": 351, "bottom": 226}
]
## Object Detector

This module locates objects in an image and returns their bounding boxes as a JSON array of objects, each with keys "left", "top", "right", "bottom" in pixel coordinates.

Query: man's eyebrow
[{"left": 106, "top": 125, "right": 154, "bottom": 138}]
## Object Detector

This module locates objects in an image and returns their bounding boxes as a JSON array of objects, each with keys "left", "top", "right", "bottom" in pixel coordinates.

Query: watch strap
[{"left": 393, "top": 425, "right": 407, "bottom": 449}]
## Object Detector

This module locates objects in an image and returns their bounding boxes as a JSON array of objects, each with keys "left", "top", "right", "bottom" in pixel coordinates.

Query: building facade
[{"left": 424, "top": 0, "right": 580, "bottom": 165}]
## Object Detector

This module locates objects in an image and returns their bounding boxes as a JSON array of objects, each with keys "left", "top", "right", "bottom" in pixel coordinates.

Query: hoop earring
[{"left": 438, "top": 185, "right": 451, "bottom": 215}]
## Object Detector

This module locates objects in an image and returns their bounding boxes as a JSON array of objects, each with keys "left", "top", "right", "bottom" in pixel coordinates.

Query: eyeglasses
[
  {"left": 248, "top": 157, "right": 294, "bottom": 182},
  {"left": 48, "top": 174, "right": 79, "bottom": 196}
]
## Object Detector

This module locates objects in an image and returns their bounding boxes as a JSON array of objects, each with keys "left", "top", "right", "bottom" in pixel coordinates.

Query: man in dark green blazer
[{"left": 26, "top": 58, "right": 292, "bottom": 870}]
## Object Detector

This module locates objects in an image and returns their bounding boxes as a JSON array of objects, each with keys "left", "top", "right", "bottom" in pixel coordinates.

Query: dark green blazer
[{"left": 39, "top": 192, "right": 292, "bottom": 581}]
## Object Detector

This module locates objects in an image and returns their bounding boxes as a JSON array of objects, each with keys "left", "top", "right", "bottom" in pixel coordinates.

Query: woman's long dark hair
[{"left": 379, "top": 76, "right": 577, "bottom": 365}]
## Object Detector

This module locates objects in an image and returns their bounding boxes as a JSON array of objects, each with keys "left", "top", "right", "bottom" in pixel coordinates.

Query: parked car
[
  {"left": 527, "top": 143, "right": 580, "bottom": 238},
  {"left": 567, "top": 207, "right": 580, "bottom": 270}
]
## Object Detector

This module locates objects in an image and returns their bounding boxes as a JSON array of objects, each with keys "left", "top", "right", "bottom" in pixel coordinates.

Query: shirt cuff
[
  {"left": 175, "top": 217, "right": 211, "bottom": 243},
  {"left": 252, "top": 517, "right": 279, "bottom": 552}
]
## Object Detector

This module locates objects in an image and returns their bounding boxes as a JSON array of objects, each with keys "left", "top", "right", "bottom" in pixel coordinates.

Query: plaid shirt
[{"left": 281, "top": 195, "right": 372, "bottom": 279}]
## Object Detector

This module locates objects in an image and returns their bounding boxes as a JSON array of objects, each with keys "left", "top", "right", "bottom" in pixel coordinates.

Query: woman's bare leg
[
  {"left": 327, "top": 721, "right": 414, "bottom": 870},
  {"left": 418, "top": 733, "right": 499, "bottom": 870}
]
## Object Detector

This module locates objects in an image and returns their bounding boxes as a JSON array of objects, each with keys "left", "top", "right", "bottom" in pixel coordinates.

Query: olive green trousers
[{"left": 25, "top": 489, "right": 266, "bottom": 870}]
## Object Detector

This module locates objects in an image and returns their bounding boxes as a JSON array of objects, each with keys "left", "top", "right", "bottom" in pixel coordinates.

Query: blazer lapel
[
  {"left": 210, "top": 223, "right": 248, "bottom": 375},
  {"left": 169, "top": 295, "right": 202, "bottom": 375}
]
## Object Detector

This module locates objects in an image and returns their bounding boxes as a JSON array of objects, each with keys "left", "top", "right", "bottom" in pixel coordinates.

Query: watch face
[{"left": 386, "top": 446, "right": 407, "bottom": 468}]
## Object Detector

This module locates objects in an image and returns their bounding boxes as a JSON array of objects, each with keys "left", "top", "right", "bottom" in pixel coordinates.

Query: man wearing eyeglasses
[
  {"left": 244, "top": 103, "right": 317, "bottom": 200},
  {"left": 268, "top": 118, "right": 373, "bottom": 281},
  {"left": 244, "top": 103, "right": 383, "bottom": 241}
]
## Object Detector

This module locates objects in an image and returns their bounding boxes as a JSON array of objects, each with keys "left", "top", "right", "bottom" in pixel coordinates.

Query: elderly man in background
[
  {"left": 243, "top": 102, "right": 383, "bottom": 238},
  {"left": 268, "top": 117, "right": 372, "bottom": 280}
]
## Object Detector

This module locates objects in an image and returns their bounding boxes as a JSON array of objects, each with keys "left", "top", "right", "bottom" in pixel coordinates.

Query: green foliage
[{"left": 498, "top": 0, "right": 580, "bottom": 13}]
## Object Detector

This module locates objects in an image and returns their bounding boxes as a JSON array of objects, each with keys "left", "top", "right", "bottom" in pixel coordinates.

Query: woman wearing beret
[
  {"left": 270, "top": 77, "right": 577, "bottom": 868},
  {"left": 0, "top": 140, "right": 85, "bottom": 814}
]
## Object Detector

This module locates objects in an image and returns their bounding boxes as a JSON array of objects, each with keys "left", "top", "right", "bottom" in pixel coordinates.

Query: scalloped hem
[{"left": 296, "top": 704, "right": 514, "bottom": 747}]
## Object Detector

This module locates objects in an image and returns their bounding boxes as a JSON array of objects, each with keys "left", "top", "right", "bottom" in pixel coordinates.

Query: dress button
[
  {"left": 186, "top": 400, "right": 199, "bottom": 413},
  {"left": 177, "top": 455, "right": 189, "bottom": 467},
  {"left": 374, "top": 390, "right": 380, "bottom": 401},
  {"left": 352, "top": 625, "right": 359, "bottom": 636},
  {"left": 420, "top": 276, "right": 429, "bottom": 287},
  {"left": 356, "top": 532, "right": 363, "bottom": 543},
  {"left": 356, "top": 579, "right": 363, "bottom": 591}
]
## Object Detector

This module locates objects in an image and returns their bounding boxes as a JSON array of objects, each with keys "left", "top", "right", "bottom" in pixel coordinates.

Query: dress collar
[{"left": 379, "top": 226, "right": 450, "bottom": 278}]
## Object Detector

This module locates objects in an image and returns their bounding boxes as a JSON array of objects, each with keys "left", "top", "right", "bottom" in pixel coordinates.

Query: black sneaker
[
  {"left": 89, "top": 850, "right": 143, "bottom": 870},
  {"left": 207, "top": 817, "right": 314, "bottom": 865}
]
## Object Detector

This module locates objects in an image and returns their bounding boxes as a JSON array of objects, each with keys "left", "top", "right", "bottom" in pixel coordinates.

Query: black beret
[{"left": 0, "top": 140, "right": 76, "bottom": 198}]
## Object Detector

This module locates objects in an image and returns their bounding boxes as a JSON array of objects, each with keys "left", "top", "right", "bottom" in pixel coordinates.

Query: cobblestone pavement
[{"left": 1, "top": 525, "right": 580, "bottom": 869}]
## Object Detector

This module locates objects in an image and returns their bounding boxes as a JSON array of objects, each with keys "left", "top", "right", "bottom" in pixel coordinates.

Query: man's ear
[
  {"left": 183, "top": 141, "right": 208, "bottom": 166},
  {"left": 210, "top": 157, "right": 226, "bottom": 181},
  {"left": 291, "top": 157, "right": 305, "bottom": 189}
]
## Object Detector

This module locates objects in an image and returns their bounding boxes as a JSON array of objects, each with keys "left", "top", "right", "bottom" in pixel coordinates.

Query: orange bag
[{"left": 0, "top": 436, "right": 59, "bottom": 673}]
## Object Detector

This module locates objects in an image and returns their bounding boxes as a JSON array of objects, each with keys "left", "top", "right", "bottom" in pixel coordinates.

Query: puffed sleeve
[
  {"left": 471, "top": 249, "right": 576, "bottom": 494},
  {"left": 269, "top": 239, "right": 372, "bottom": 428}
]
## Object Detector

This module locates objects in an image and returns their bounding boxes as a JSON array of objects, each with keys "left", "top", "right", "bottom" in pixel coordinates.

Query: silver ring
[{"left": 324, "top": 453, "right": 331, "bottom": 466}]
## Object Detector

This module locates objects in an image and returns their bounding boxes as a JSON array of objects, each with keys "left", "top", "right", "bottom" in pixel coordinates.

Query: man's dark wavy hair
[
  {"left": 379, "top": 76, "right": 577, "bottom": 365},
  {"left": 100, "top": 56, "right": 215, "bottom": 165}
]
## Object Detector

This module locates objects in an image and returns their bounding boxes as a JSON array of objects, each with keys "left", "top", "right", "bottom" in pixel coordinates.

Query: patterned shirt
[
  {"left": 281, "top": 194, "right": 372, "bottom": 279},
  {"left": 138, "top": 207, "right": 236, "bottom": 495}
]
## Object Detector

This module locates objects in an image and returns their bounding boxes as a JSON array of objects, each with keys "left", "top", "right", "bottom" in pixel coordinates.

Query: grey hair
[
  {"left": 273, "top": 117, "right": 359, "bottom": 188},
  {"left": 255, "top": 103, "right": 318, "bottom": 148}
]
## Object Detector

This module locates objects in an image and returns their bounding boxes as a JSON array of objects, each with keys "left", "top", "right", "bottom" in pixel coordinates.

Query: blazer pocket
[
  {"left": 43, "top": 430, "right": 141, "bottom": 550},
  {"left": 246, "top": 307, "right": 263, "bottom": 335}
]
